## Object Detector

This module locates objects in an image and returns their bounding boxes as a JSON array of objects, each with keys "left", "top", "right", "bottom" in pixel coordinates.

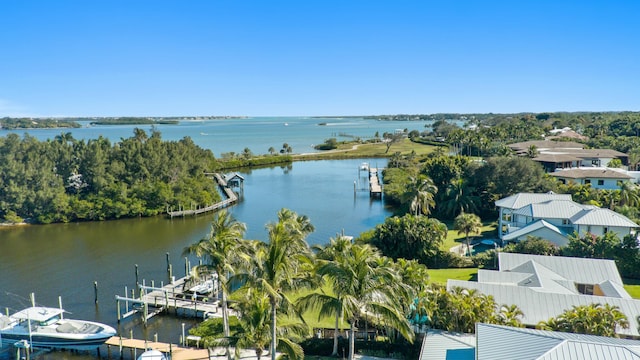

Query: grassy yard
[
  {"left": 623, "top": 278, "right": 640, "bottom": 299},
  {"left": 441, "top": 221, "right": 498, "bottom": 251},
  {"left": 294, "top": 138, "right": 438, "bottom": 160},
  {"left": 428, "top": 268, "right": 478, "bottom": 285}
]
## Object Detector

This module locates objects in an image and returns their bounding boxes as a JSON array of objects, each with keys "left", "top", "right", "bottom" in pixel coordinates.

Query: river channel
[{"left": 0, "top": 158, "right": 391, "bottom": 360}]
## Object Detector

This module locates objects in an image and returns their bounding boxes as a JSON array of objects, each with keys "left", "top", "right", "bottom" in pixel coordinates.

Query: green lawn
[
  {"left": 294, "top": 138, "right": 437, "bottom": 160},
  {"left": 442, "top": 221, "right": 498, "bottom": 251},
  {"left": 428, "top": 268, "right": 478, "bottom": 284}
]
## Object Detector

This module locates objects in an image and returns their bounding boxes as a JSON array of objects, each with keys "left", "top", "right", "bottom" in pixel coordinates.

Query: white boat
[
  {"left": 137, "top": 349, "right": 167, "bottom": 360},
  {"left": 0, "top": 306, "right": 116, "bottom": 350},
  {"left": 360, "top": 162, "right": 369, "bottom": 171},
  {"left": 184, "top": 279, "right": 216, "bottom": 298}
]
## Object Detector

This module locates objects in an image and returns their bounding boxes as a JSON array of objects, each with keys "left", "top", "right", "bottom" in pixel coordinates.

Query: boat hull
[{"left": 0, "top": 332, "right": 113, "bottom": 350}]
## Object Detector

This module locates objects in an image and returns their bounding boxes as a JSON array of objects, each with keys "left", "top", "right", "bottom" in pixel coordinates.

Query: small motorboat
[
  {"left": 0, "top": 306, "right": 116, "bottom": 350},
  {"left": 137, "top": 349, "right": 167, "bottom": 360}
]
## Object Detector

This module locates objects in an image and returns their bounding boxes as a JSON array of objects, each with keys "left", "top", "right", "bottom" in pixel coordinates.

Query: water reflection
[{"left": 0, "top": 159, "right": 390, "bottom": 359}]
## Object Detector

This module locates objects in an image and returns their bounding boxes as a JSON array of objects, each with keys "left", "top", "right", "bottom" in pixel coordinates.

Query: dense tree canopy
[
  {"left": 368, "top": 214, "right": 447, "bottom": 264},
  {"left": 0, "top": 129, "right": 221, "bottom": 223}
]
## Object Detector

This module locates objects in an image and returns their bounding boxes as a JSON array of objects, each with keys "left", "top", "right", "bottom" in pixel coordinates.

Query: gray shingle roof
[{"left": 550, "top": 168, "right": 633, "bottom": 179}]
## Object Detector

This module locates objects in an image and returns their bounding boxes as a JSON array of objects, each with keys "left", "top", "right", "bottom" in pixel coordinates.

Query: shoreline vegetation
[{"left": 0, "top": 116, "right": 247, "bottom": 129}]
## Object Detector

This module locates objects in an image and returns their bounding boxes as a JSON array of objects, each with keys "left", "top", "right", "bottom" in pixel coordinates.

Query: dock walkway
[
  {"left": 116, "top": 276, "right": 224, "bottom": 326},
  {"left": 369, "top": 168, "right": 382, "bottom": 197},
  {"left": 167, "top": 173, "right": 238, "bottom": 218},
  {"left": 105, "top": 337, "right": 211, "bottom": 360}
]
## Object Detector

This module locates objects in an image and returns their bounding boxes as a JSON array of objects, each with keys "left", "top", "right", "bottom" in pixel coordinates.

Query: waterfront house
[
  {"left": 507, "top": 140, "right": 629, "bottom": 172},
  {"left": 549, "top": 167, "right": 633, "bottom": 190},
  {"left": 447, "top": 253, "right": 640, "bottom": 337},
  {"left": 496, "top": 192, "right": 638, "bottom": 246}
]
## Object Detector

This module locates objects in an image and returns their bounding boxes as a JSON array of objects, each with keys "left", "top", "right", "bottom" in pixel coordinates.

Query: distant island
[
  {"left": 89, "top": 117, "right": 179, "bottom": 125},
  {"left": 0, "top": 116, "right": 248, "bottom": 129},
  {"left": 0, "top": 117, "right": 81, "bottom": 130}
]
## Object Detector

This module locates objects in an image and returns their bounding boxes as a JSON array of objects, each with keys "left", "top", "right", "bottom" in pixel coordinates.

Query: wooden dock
[
  {"left": 167, "top": 173, "right": 238, "bottom": 218},
  {"left": 369, "top": 168, "right": 382, "bottom": 198},
  {"left": 116, "top": 276, "right": 225, "bottom": 326},
  {"left": 105, "top": 336, "right": 212, "bottom": 360}
]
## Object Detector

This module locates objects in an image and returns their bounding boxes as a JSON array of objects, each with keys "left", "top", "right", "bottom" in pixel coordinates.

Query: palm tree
[
  {"left": 240, "top": 209, "right": 314, "bottom": 360},
  {"left": 537, "top": 303, "right": 629, "bottom": 337},
  {"left": 306, "top": 235, "right": 353, "bottom": 356},
  {"left": 453, "top": 212, "right": 482, "bottom": 256},
  {"left": 226, "top": 289, "right": 305, "bottom": 360},
  {"left": 183, "top": 210, "right": 247, "bottom": 360},
  {"left": 406, "top": 176, "right": 437, "bottom": 216},
  {"left": 54, "top": 131, "right": 75, "bottom": 144},
  {"left": 495, "top": 304, "right": 524, "bottom": 327},
  {"left": 303, "top": 244, "right": 414, "bottom": 360},
  {"left": 618, "top": 182, "right": 640, "bottom": 207},
  {"left": 439, "top": 178, "right": 480, "bottom": 219}
]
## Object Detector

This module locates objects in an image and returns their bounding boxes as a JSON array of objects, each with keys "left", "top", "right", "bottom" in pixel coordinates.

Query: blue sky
[{"left": 1, "top": 1, "right": 639, "bottom": 117}]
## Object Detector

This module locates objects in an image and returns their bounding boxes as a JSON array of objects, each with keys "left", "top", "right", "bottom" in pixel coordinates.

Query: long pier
[
  {"left": 167, "top": 173, "right": 238, "bottom": 218},
  {"left": 369, "top": 168, "right": 382, "bottom": 198},
  {"left": 115, "top": 275, "right": 224, "bottom": 327}
]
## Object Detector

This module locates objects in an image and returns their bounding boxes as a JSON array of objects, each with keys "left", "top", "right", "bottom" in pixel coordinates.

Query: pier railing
[{"left": 167, "top": 173, "right": 238, "bottom": 218}]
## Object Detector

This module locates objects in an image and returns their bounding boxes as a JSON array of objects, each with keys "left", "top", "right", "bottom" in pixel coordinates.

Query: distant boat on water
[{"left": 284, "top": 123, "right": 289, "bottom": 126}]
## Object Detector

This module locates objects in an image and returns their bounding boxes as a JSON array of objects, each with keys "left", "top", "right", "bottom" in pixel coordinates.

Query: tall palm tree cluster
[
  {"left": 411, "top": 285, "right": 524, "bottom": 334},
  {"left": 184, "top": 209, "right": 418, "bottom": 360},
  {"left": 537, "top": 303, "right": 629, "bottom": 337}
]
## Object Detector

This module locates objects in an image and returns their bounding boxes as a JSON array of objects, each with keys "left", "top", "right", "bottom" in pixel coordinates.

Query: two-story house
[{"left": 496, "top": 192, "right": 638, "bottom": 246}]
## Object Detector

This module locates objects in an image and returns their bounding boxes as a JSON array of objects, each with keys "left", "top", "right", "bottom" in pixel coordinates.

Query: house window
[
  {"left": 576, "top": 283, "right": 594, "bottom": 295},
  {"left": 585, "top": 179, "right": 591, "bottom": 185},
  {"left": 597, "top": 179, "right": 604, "bottom": 186},
  {"left": 559, "top": 179, "right": 566, "bottom": 184},
  {"left": 604, "top": 227, "right": 609, "bottom": 234},
  {"left": 562, "top": 219, "right": 569, "bottom": 225}
]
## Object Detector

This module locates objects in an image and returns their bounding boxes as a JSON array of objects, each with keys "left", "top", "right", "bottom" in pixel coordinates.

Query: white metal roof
[
  {"left": 502, "top": 220, "right": 568, "bottom": 242},
  {"left": 570, "top": 207, "right": 639, "bottom": 227},
  {"left": 511, "top": 200, "right": 586, "bottom": 219},
  {"left": 498, "top": 253, "right": 624, "bottom": 286},
  {"left": 495, "top": 193, "right": 572, "bottom": 210},
  {"left": 476, "top": 324, "right": 640, "bottom": 360},
  {"left": 448, "top": 280, "right": 640, "bottom": 337},
  {"left": 419, "top": 330, "right": 475, "bottom": 360}
]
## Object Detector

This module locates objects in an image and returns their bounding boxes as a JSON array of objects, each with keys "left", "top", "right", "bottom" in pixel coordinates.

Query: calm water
[
  {"left": 0, "top": 157, "right": 390, "bottom": 359},
  {"left": 0, "top": 116, "right": 436, "bottom": 157},
  {"left": 0, "top": 117, "right": 416, "bottom": 359}
]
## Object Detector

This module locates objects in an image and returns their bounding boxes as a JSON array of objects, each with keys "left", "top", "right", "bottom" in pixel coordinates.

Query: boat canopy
[{"left": 12, "top": 307, "right": 65, "bottom": 322}]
